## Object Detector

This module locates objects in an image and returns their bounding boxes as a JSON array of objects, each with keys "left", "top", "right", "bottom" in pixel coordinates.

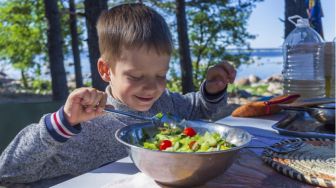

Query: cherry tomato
[
  {"left": 183, "top": 127, "right": 197, "bottom": 137},
  {"left": 159, "top": 140, "right": 172, "bottom": 150}
]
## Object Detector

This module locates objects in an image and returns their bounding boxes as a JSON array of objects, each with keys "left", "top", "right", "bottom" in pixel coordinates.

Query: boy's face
[{"left": 108, "top": 47, "right": 170, "bottom": 111}]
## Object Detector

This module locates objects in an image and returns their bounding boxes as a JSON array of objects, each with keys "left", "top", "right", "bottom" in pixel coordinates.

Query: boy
[{"left": 0, "top": 3, "right": 236, "bottom": 185}]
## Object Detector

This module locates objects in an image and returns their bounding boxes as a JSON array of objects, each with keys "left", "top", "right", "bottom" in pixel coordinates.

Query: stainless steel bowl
[
  {"left": 307, "top": 103, "right": 335, "bottom": 126},
  {"left": 115, "top": 120, "right": 252, "bottom": 187},
  {"left": 282, "top": 103, "right": 335, "bottom": 126}
]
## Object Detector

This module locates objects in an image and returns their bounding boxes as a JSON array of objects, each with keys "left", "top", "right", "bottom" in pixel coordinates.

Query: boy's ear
[{"left": 97, "top": 58, "right": 111, "bottom": 82}]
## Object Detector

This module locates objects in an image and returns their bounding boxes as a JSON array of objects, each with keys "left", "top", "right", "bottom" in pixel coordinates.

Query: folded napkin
[{"left": 231, "top": 94, "right": 300, "bottom": 117}]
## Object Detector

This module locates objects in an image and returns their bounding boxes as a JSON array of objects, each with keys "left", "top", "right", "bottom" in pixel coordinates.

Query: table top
[{"left": 52, "top": 113, "right": 314, "bottom": 188}]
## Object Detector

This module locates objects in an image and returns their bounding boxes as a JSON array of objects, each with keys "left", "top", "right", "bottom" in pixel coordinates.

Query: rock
[
  {"left": 262, "top": 92, "right": 274, "bottom": 96},
  {"left": 235, "top": 78, "right": 250, "bottom": 86},
  {"left": 267, "top": 82, "right": 282, "bottom": 94},
  {"left": 248, "top": 75, "right": 260, "bottom": 83},
  {"left": 266, "top": 74, "right": 283, "bottom": 83},
  {"left": 67, "top": 81, "right": 76, "bottom": 89}
]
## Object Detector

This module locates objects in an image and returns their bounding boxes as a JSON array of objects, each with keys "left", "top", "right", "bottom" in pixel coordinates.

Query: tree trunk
[
  {"left": 44, "top": 0, "right": 69, "bottom": 100},
  {"left": 69, "top": 0, "right": 83, "bottom": 88},
  {"left": 21, "top": 70, "right": 28, "bottom": 89},
  {"left": 285, "top": 0, "right": 307, "bottom": 38},
  {"left": 176, "top": 0, "right": 194, "bottom": 93},
  {"left": 84, "top": 0, "right": 108, "bottom": 91}
]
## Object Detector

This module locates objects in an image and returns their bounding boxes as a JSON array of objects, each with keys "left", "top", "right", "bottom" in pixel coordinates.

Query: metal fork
[
  {"left": 246, "top": 141, "right": 305, "bottom": 154},
  {"left": 104, "top": 106, "right": 181, "bottom": 126}
]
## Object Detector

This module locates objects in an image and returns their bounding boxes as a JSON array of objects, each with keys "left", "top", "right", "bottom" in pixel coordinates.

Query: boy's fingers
[
  {"left": 216, "top": 61, "right": 236, "bottom": 83},
  {"left": 207, "top": 66, "right": 230, "bottom": 85},
  {"left": 69, "top": 88, "right": 87, "bottom": 104},
  {"left": 80, "top": 89, "right": 92, "bottom": 105},
  {"left": 92, "top": 91, "right": 104, "bottom": 107},
  {"left": 80, "top": 88, "right": 98, "bottom": 106},
  {"left": 97, "top": 93, "right": 107, "bottom": 111},
  {"left": 88, "top": 88, "right": 99, "bottom": 105}
]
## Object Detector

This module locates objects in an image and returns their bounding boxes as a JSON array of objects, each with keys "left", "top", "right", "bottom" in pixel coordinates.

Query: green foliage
[
  {"left": 148, "top": 0, "right": 262, "bottom": 92},
  {"left": 0, "top": 0, "right": 263, "bottom": 95},
  {"left": 0, "top": 0, "right": 46, "bottom": 74},
  {"left": 187, "top": 0, "right": 261, "bottom": 88},
  {"left": 166, "top": 76, "right": 182, "bottom": 92},
  {"left": 228, "top": 83, "right": 269, "bottom": 96},
  {"left": 31, "top": 78, "right": 51, "bottom": 93},
  {"left": 84, "top": 81, "right": 92, "bottom": 87},
  {"left": 0, "top": 0, "right": 85, "bottom": 92}
]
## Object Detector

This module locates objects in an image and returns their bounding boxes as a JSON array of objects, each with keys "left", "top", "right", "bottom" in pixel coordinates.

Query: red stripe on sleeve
[{"left": 53, "top": 113, "right": 71, "bottom": 137}]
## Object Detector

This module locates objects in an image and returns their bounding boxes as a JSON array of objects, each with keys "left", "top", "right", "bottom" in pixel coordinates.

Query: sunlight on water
[{"left": 236, "top": 56, "right": 282, "bottom": 79}]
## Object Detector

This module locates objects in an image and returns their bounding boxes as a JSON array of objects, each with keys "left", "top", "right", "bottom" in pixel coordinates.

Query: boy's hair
[{"left": 97, "top": 3, "right": 173, "bottom": 62}]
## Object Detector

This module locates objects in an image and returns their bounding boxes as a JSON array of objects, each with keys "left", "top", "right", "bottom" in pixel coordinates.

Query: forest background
[{"left": 0, "top": 0, "right": 334, "bottom": 102}]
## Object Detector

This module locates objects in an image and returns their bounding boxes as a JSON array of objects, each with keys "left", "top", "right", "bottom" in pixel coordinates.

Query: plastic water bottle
[{"left": 282, "top": 15, "right": 325, "bottom": 99}]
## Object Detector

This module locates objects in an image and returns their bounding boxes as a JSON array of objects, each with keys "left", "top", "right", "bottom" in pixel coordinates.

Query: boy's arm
[
  {"left": 166, "top": 61, "right": 235, "bottom": 120},
  {"left": 0, "top": 108, "right": 81, "bottom": 183},
  {"left": 0, "top": 88, "right": 107, "bottom": 183},
  {"left": 166, "top": 81, "right": 228, "bottom": 121}
]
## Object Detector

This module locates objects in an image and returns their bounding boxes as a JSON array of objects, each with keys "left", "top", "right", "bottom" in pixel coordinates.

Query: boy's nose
[{"left": 143, "top": 79, "right": 158, "bottom": 91}]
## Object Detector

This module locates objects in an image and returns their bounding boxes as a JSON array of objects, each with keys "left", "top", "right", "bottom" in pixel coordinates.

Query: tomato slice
[
  {"left": 159, "top": 140, "right": 172, "bottom": 150},
  {"left": 189, "top": 141, "right": 200, "bottom": 151},
  {"left": 183, "top": 127, "right": 197, "bottom": 137}
]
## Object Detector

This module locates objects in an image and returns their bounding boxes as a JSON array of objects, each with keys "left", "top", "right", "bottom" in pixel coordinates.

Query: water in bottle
[
  {"left": 282, "top": 15, "right": 325, "bottom": 99},
  {"left": 324, "top": 40, "right": 335, "bottom": 98}
]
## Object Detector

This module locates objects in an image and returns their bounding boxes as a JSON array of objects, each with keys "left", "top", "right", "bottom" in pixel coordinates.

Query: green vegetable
[{"left": 142, "top": 125, "right": 235, "bottom": 152}]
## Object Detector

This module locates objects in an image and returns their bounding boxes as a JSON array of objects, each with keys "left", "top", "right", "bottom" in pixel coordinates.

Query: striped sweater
[{"left": 0, "top": 84, "right": 228, "bottom": 184}]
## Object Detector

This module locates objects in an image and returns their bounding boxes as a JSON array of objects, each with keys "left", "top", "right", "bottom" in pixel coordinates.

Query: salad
[{"left": 142, "top": 123, "right": 235, "bottom": 152}]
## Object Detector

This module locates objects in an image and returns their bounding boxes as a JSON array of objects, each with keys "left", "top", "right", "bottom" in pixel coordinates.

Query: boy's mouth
[{"left": 135, "top": 96, "right": 154, "bottom": 102}]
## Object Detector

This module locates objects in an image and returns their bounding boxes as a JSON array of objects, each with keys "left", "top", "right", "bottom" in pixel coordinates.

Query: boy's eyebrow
[{"left": 123, "top": 66, "right": 169, "bottom": 74}]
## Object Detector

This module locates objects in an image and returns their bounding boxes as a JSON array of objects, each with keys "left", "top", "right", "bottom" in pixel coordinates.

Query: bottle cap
[{"left": 288, "top": 15, "right": 310, "bottom": 27}]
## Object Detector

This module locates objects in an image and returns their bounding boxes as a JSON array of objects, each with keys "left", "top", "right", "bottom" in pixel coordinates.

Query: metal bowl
[
  {"left": 115, "top": 120, "right": 252, "bottom": 187},
  {"left": 307, "top": 103, "right": 335, "bottom": 126}
]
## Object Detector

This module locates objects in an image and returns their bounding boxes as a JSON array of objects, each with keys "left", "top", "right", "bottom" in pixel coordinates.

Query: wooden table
[{"left": 51, "top": 113, "right": 315, "bottom": 188}]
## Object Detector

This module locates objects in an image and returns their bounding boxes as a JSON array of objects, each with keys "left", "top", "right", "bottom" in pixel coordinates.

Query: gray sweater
[{"left": 0, "top": 85, "right": 227, "bottom": 184}]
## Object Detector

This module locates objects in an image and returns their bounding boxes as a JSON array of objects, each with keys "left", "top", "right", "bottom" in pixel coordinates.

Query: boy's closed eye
[
  {"left": 127, "top": 74, "right": 143, "bottom": 81},
  {"left": 126, "top": 73, "right": 167, "bottom": 81},
  {"left": 156, "top": 75, "right": 167, "bottom": 80}
]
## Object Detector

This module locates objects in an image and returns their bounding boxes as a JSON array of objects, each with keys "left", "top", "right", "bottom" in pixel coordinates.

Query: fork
[
  {"left": 246, "top": 141, "right": 305, "bottom": 154},
  {"left": 104, "top": 106, "right": 181, "bottom": 126}
]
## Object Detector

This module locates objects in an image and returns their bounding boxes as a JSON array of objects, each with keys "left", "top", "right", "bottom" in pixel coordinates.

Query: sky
[{"left": 247, "top": 0, "right": 336, "bottom": 48}]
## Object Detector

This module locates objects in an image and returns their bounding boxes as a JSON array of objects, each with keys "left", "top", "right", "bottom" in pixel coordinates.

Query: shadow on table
[{"left": 91, "top": 161, "right": 139, "bottom": 175}]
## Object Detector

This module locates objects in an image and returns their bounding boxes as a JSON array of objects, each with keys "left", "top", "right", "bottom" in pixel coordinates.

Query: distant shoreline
[{"left": 0, "top": 48, "right": 283, "bottom": 80}]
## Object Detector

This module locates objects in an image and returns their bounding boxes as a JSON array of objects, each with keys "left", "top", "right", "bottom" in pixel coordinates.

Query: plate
[{"left": 272, "top": 111, "right": 335, "bottom": 139}]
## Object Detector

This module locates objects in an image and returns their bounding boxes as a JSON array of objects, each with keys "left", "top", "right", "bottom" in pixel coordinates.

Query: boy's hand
[
  {"left": 205, "top": 61, "right": 236, "bottom": 94},
  {"left": 64, "top": 88, "right": 108, "bottom": 126}
]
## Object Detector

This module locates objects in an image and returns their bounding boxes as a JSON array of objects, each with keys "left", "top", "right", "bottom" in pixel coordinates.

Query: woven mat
[{"left": 262, "top": 138, "right": 336, "bottom": 188}]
